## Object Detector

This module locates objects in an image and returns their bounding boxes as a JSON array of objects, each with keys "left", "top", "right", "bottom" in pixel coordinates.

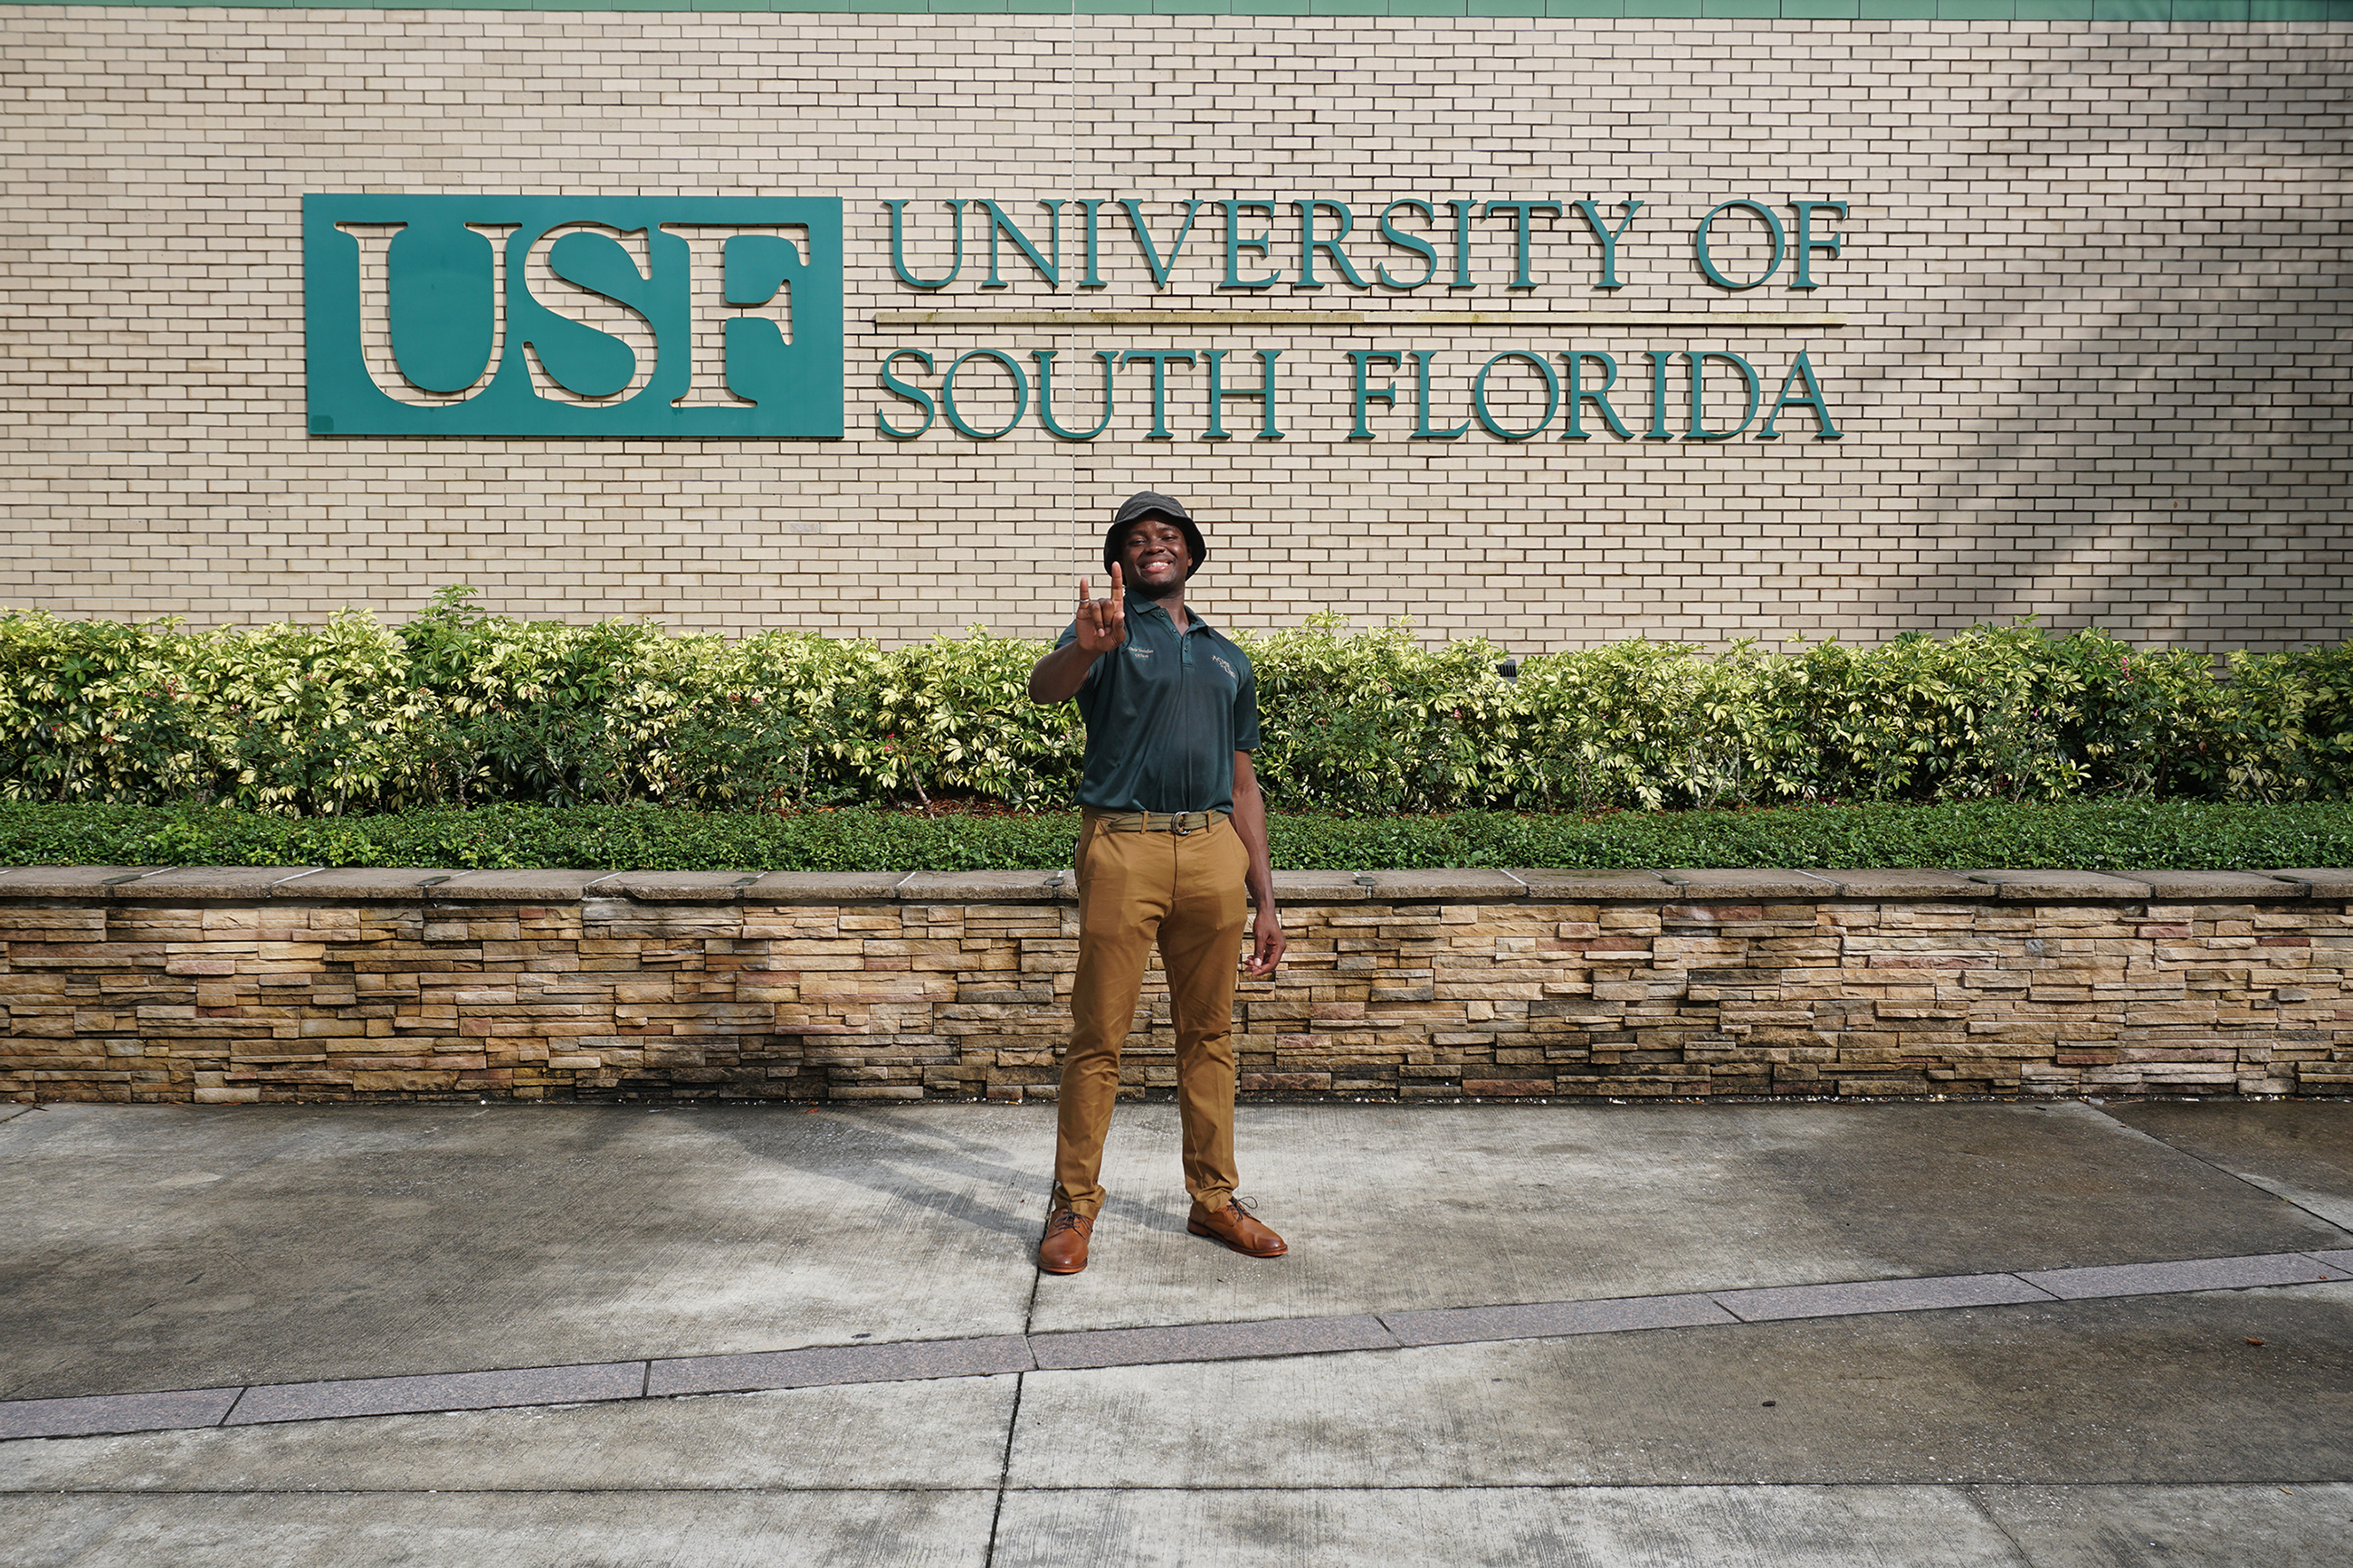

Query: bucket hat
[{"left": 1104, "top": 491, "right": 1206, "bottom": 579}]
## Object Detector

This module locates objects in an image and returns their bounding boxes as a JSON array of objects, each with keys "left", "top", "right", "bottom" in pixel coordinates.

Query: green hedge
[
  {"left": 4, "top": 799, "right": 2348, "bottom": 873},
  {"left": 4, "top": 593, "right": 2350, "bottom": 816}
]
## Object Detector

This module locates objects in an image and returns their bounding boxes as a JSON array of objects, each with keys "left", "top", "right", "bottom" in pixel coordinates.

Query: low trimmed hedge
[
  {"left": 4, "top": 595, "right": 2350, "bottom": 818},
  {"left": 4, "top": 800, "right": 2348, "bottom": 874}
]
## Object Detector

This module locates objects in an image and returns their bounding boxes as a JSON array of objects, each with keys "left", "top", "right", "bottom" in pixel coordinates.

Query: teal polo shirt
[{"left": 1053, "top": 594, "right": 1262, "bottom": 813}]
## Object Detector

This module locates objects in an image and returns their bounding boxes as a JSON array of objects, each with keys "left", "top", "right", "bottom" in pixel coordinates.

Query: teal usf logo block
[{"left": 304, "top": 195, "right": 843, "bottom": 438}]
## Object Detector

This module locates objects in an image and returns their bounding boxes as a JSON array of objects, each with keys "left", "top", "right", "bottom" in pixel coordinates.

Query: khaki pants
[{"left": 1053, "top": 811, "right": 1250, "bottom": 1219}]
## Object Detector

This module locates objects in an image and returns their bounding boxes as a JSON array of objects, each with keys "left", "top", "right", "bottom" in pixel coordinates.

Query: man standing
[{"left": 1027, "top": 491, "right": 1288, "bottom": 1276}]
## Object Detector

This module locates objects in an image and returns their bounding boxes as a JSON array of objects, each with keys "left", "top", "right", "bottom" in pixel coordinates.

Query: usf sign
[{"left": 303, "top": 195, "right": 843, "bottom": 438}]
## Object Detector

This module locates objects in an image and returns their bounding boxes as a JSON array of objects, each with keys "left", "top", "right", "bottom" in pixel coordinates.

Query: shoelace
[
  {"left": 1046, "top": 1209, "right": 1086, "bottom": 1234},
  {"left": 1198, "top": 1196, "right": 1264, "bottom": 1230}
]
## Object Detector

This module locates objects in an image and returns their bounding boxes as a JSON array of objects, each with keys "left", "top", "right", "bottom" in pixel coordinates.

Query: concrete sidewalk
[{"left": 4, "top": 1098, "right": 2351, "bottom": 1566}]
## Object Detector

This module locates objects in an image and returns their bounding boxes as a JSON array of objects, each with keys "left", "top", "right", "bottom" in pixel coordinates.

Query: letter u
[
  {"left": 1034, "top": 349, "right": 1115, "bottom": 440},
  {"left": 890, "top": 200, "right": 965, "bottom": 290}
]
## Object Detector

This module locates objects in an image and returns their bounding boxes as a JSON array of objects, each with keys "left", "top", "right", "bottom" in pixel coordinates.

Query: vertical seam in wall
[{"left": 1066, "top": 0, "right": 1080, "bottom": 588}]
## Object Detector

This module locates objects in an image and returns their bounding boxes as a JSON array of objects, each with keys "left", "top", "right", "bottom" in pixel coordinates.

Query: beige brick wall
[{"left": 1, "top": 11, "right": 2346, "bottom": 653}]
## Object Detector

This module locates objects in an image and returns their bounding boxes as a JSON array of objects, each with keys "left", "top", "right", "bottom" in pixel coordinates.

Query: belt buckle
[{"left": 1176, "top": 815, "right": 1190, "bottom": 836}]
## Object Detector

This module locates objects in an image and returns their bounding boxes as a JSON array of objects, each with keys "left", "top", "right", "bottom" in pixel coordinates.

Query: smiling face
[{"left": 1117, "top": 515, "right": 1194, "bottom": 601}]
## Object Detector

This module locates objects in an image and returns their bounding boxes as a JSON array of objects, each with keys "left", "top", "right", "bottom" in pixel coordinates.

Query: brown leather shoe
[
  {"left": 1186, "top": 1197, "right": 1287, "bottom": 1258},
  {"left": 1038, "top": 1207, "right": 1094, "bottom": 1274}
]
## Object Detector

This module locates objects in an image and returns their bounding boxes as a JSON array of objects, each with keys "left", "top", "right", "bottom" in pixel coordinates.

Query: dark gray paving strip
[
  {"left": 1712, "top": 1272, "right": 2059, "bottom": 1323},
  {"left": 647, "top": 1334, "right": 1035, "bottom": 1398},
  {"left": 1383, "top": 1292, "right": 1735, "bottom": 1347},
  {"left": 11, "top": 1251, "right": 2353, "bottom": 1442},
  {"left": 1032, "top": 1314, "right": 1396, "bottom": 1371},
  {"left": 0, "top": 1387, "right": 241, "bottom": 1441},
  {"left": 2015, "top": 1251, "right": 2349, "bottom": 1301},
  {"left": 227, "top": 1362, "right": 647, "bottom": 1427}
]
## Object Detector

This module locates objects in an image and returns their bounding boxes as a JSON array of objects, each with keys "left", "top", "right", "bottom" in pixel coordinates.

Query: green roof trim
[{"left": 7, "top": 0, "right": 2347, "bottom": 14}]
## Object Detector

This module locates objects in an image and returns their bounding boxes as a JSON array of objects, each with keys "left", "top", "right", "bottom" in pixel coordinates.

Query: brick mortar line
[{"left": 5, "top": 1247, "right": 2345, "bottom": 1443}]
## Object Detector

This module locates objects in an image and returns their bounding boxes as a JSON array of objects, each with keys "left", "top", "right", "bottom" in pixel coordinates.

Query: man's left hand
[{"left": 1243, "top": 908, "right": 1286, "bottom": 978}]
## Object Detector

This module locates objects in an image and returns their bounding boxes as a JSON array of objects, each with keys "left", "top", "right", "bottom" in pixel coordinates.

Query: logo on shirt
[
  {"left": 1124, "top": 645, "right": 1154, "bottom": 660},
  {"left": 1211, "top": 653, "right": 1237, "bottom": 680}
]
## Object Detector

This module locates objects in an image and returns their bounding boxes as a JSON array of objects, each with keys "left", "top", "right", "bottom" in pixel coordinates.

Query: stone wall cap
[
  {"left": 0, "top": 865, "right": 173, "bottom": 897},
  {"left": 1508, "top": 869, "right": 1678, "bottom": 900},
  {"left": 427, "top": 870, "right": 609, "bottom": 901},
  {"left": 271, "top": 867, "right": 452, "bottom": 900},
  {"left": 108, "top": 866, "right": 325, "bottom": 899},
  {"left": 0, "top": 864, "right": 2339, "bottom": 908},
  {"left": 2267, "top": 869, "right": 2353, "bottom": 898},
  {"left": 2129, "top": 870, "right": 2310, "bottom": 900},
  {"left": 602, "top": 870, "right": 762, "bottom": 903},
  {"left": 1359, "top": 869, "right": 1528, "bottom": 900},
  {"left": 1664, "top": 868, "right": 1843, "bottom": 898},
  {"left": 740, "top": 871, "right": 909, "bottom": 904},
  {"left": 897, "top": 870, "right": 1063, "bottom": 903},
  {"left": 1809, "top": 868, "right": 1995, "bottom": 898},
  {"left": 1965, "top": 869, "right": 2155, "bottom": 900},
  {"left": 1271, "top": 870, "right": 1371, "bottom": 901}
]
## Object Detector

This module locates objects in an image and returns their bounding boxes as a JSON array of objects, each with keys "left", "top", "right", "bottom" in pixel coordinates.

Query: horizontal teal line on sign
[
  {"left": 11, "top": 0, "right": 2351, "bottom": 17},
  {"left": 871, "top": 309, "right": 1849, "bottom": 327}
]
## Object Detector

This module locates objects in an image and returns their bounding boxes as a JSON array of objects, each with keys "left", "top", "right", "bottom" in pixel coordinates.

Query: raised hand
[{"left": 1073, "top": 562, "right": 1128, "bottom": 654}]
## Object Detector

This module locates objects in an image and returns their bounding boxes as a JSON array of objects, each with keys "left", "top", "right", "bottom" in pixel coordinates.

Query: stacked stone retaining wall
[{"left": 3, "top": 864, "right": 2349, "bottom": 1106}]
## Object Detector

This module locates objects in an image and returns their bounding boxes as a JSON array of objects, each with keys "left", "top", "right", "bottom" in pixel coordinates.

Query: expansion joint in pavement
[
  {"left": 5, "top": 1247, "right": 2349, "bottom": 1446},
  {"left": 982, "top": 1232, "right": 1050, "bottom": 1568},
  {"left": 2084, "top": 1103, "right": 2353, "bottom": 1237}
]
